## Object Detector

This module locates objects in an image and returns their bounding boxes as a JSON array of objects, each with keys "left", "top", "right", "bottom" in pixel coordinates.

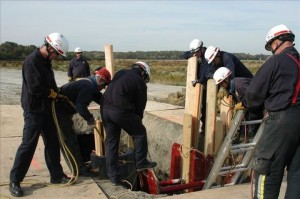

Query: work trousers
[
  {"left": 56, "top": 109, "right": 84, "bottom": 171},
  {"left": 253, "top": 106, "right": 300, "bottom": 199},
  {"left": 101, "top": 108, "right": 148, "bottom": 182},
  {"left": 10, "top": 110, "right": 64, "bottom": 183}
]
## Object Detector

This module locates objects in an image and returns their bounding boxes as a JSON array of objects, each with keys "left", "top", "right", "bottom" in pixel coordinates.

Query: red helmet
[{"left": 95, "top": 68, "right": 111, "bottom": 84}]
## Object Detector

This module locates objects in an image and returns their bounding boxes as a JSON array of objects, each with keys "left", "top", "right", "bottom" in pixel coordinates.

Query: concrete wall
[{"left": 72, "top": 102, "right": 184, "bottom": 180}]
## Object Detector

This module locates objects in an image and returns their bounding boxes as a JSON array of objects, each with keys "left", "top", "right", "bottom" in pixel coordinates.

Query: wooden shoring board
[
  {"left": 94, "top": 120, "right": 105, "bottom": 156},
  {"left": 182, "top": 56, "right": 202, "bottom": 184},
  {"left": 204, "top": 79, "right": 217, "bottom": 156},
  {"left": 104, "top": 44, "right": 115, "bottom": 76},
  {"left": 192, "top": 83, "right": 203, "bottom": 148},
  {"left": 220, "top": 95, "right": 234, "bottom": 130},
  {"left": 181, "top": 113, "right": 193, "bottom": 183}
]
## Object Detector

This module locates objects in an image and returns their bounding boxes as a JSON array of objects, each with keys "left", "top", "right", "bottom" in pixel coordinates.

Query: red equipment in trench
[{"left": 138, "top": 143, "right": 214, "bottom": 194}]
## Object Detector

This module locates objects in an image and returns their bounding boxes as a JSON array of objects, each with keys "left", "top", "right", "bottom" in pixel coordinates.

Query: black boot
[
  {"left": 9, "top": 182, "right": 24, "bottom": 197},
  {"left": 50, "top": 174, "right": 73, "bottom": 184},
  {"left": 79, "top": 165, "right": 98, "bottom": 177}
]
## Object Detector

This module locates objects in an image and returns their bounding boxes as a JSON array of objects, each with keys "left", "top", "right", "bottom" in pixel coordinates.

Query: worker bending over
[
  {"left": 56, "top": 67, "right": 111, "bottom": 177},
  {"left": 101, "top": 61, "right": 157, "bottom": 186},
  {"left": 213, "top": 67, "right": 263, "bottom": 141}
]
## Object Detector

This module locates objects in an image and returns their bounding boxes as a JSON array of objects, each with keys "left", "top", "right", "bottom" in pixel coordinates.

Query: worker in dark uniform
[
  {"left": 205, "top": 45, "right": 253, "bottom": 79},
  {"left": 213, "top": 67, "right": 263, "bottom": 141},
  {"left": 9, "top": 33, "right": 71, "bottom": 197},
  {"left": 101, "top": 61, "right": 157, "bottom": 186},
  {"left": 68, "top": 47, "right": 90, "bottom": 82},
  {"left": 56, "top": 67, "right": 111, "bottom": 177},
  {"left": 182, "top": 39, "right": 210, "bottom": 139},
  {"left": 242, "top": 24, "right": 300, "bottom": 199}
]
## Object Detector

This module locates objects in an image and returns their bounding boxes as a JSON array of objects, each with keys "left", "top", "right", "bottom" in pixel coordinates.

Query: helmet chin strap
[
  {"left": 44, "top": 44, "right": 53, "bottom": 60},
  {"left": 271, "top": 40, "right": 286, "bottom": 54}
]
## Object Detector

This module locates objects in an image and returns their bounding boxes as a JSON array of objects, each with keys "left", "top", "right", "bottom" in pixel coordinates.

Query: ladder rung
[
  {"left": 240, "top": 119, "right": 262, "bottom": 125},
  {"left": 230, "top": 146, "right": 255, "bottom": 153},
  {"left": 218, "top": 167, "right": 250, "bottom": 175},
  {"left": 231, "top": 142, "right": 256, "bottom": 149}
]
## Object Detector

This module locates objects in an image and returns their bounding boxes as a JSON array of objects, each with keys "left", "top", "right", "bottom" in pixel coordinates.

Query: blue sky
[{"left": 1, "top": 1, "right": 299, "bottom": 54}]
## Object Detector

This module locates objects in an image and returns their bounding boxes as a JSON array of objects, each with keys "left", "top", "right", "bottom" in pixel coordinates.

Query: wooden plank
[
  {"left": 104, "top": 44, "right": 114, "bottom": 76},
  {"left": 204, "top": 79, "right": 217, "bottom": 156},
  {"left": 192, "top": 83, "right": 203, "bottom": 148},
  {"left": 181, "top": 113, "right": 193, "bottom": 183},
  {"left": 184, "top": 56, "right": 201, "bottom": 147},
  {"left": 220, "top": 95, "right": 233, "bottom": 129},
  {"left": 127, "top": 134, "right": 134, "bottom": 149},
  {"left": 214, "top": 119, "right": 225, "bottom": 155},
  {"left": 94, "top": 120, "right": 105, "bottom": 156},
  {"left": 184, "top": 57, "right": 198, "bottom": 113}
]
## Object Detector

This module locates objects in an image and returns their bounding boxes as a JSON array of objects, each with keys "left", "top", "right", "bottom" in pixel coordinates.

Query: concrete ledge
[{"left": 85, "top": 101, "right": 184, "bottom": 178}]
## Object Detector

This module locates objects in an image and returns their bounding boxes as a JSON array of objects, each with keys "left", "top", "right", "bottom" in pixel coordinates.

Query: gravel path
[{"left": 0, "top": 68, "right": 185, "bottom": 105}]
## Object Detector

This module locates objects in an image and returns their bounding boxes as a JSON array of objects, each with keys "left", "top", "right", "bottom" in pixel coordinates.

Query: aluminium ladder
[{"left": 202, "top": 110, "right": 264, "bottom": 190}]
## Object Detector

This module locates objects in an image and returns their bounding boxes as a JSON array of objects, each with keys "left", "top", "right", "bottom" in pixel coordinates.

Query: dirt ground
[{"left": 0, "top": 68, "right": 185, "bottom": 106}]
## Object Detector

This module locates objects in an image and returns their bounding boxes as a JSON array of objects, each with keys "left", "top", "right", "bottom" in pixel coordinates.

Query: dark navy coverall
[
  {"left": 243, "top": 47, "right": 300, "bottom": 199},
  {"left": 101, "top": 69, "right": 148, "bottom": 183},
  {"left": 214, "top": 51, "right": 253, "bottom": 79},
  {"left": 56, "top": 77, "right": 102, "bottom": 169},
  {"left": 68, "top": 57, "right": 90, "bottom": 80},
  {"left": 10, "top": 48, "right": 64, "bottom": 183}
]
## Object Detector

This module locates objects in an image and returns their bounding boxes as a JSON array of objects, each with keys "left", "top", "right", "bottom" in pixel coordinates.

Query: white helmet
[
  {"left": 189, "top": 39, "right": 203, "bottom": 52},
  {"left": 45, "top": 33, "right": 69, "bottom": 57},
  {"left": 213, "top": 67, "right": 232, "bottom": 85},
  {"left": 74, "top": 47, "right": 82, "bottom": 53},
  {"left": 265, "top": 24, "right": 295, "bottom": 51},
  {"left": 133, "top": 61, "right": 151, "bottom": 83},
  {"left": 205, "top": 46, "right": 220, "bottom": 64}
]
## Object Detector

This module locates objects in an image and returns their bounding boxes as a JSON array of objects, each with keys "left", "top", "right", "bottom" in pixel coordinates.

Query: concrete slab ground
[
  {"left": 0, "top": 104, "right": 287, "bottom": 199},
  {"left": 0, "top": 105, "right": 107, "bottom": 199}
]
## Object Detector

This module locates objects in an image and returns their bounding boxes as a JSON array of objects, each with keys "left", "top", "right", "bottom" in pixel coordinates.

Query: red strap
[{"left": 286, "top": 54, "right": 300, "bottom": 104}]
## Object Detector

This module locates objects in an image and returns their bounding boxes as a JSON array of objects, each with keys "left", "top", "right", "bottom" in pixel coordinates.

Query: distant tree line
[{"left": 0, "top": 41, "right": 269, "bottom": 61}]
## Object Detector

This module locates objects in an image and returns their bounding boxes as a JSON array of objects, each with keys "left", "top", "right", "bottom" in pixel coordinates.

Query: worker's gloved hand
[
  {"left": 217, "top": 87, "right": 229, "bottom": 99},
  {"left": 234, "top": 102, "right": 245, "bottom": 111},
  {"left": 48, "top": 89, "right": 58, "bottom": 99},
  {"left": 233, "top": 102, "right": 245, "bottom": 116},
  {"left": 86, "top": 118, "right": 96, "bottom": 134},
  {"left": 192, "top": 80, "right": 200, "bottom": 87}
]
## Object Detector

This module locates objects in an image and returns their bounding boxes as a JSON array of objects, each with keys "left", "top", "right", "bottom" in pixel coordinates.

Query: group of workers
[
  {"left": 8, "top": 33, "right": 155, "bottom": 197},
  {"left": 8, "top": 23, "right": 299, "bottom": 199},
  {"left": 186, "top": 24, "right": 299, "bottom": 199}
]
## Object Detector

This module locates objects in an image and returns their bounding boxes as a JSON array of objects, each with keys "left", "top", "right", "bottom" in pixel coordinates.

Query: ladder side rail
[{"left": 202, "top": 110, "right": 245, "bottom": 190}]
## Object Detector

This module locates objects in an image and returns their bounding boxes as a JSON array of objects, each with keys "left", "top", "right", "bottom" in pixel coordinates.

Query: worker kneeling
[{"left": 55, "top": 68, "right": 111, "bottom": 177}]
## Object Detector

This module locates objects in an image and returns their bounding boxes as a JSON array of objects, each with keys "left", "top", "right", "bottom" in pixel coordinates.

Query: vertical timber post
[
  {"left": 181, "top": 56, "right": 202, "bottom": 184},
  {"left": 204, "top": 79, "right": 217, "bottom": 155},
  {"left": 104, "top": 44, "right": 115, "bottom": 76}
]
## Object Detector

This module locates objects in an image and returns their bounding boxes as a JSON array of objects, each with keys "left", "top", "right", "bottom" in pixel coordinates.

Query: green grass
[{"left": 1, "top": 59, "right": 264, "bottom": 86}]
